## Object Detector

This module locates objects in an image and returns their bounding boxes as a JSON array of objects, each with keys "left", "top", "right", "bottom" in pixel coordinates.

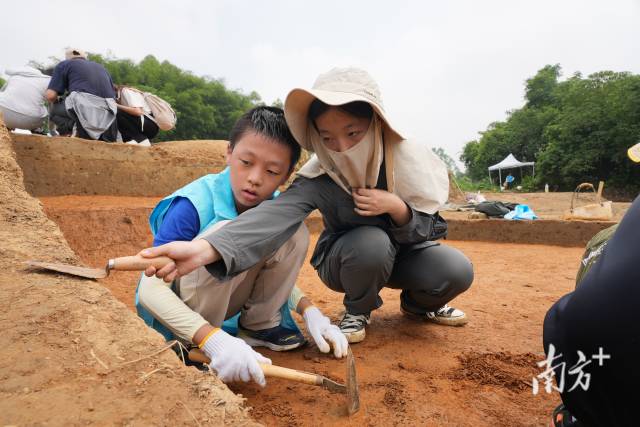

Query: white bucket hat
[
  {"left": 284, "top": 67, "right": 404, "bottom": 151},
  {"left": 284, "top": 67, "right": 450, "bottom": 215}
]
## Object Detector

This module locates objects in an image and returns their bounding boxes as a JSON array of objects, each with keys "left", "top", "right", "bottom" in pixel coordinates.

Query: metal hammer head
[{"left": 346, "top": 347, "right": 360, "bottom": 415}]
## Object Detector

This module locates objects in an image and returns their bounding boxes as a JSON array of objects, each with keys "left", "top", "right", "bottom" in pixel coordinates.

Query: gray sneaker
[
  {"left": 400, "top": 291, "right": 468, "bottom": 326},
  {"left": 425, "top": 304, "right": 468, "bottom": 326},
  {"left": 401, "top": 303, "right": 468, "bottom": 326},
  {"left": 338, "top": 312, "right": 370, "bottom": 343}
]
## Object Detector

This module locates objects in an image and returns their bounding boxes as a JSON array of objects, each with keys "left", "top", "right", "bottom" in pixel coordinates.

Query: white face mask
[{"left": 310, "top": 114, "right": 384, "bottom": 193}]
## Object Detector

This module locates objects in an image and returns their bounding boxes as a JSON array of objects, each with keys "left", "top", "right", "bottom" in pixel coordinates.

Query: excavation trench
[{"left": 12, "top": 133, "right": 619, "bottom": 426}]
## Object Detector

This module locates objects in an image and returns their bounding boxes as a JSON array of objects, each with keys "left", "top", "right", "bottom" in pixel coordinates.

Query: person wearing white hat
[
  {"left": 46, "top": 47, "right": 118, "bottom": 141},
  {"left": 141, "top": 67, "right": 474, "bottom": 344}
]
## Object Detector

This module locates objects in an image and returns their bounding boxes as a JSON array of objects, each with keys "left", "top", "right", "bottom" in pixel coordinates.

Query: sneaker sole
[
  {"left": 342, "top": 328, "right": 366, "bottom": 344},
  {"left": 400, "top": 306, "right": 469, "bottom": 327},
  {"left": 238, "top": 335, "right": 305, "bottom": 352}
]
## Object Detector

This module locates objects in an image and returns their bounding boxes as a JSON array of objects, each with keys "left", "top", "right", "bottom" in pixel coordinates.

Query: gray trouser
[
  {"left": 178, "top": 221, "right": 309, "bottom": 330},
  {"left": 317, "top": 226, "right": 473, "bottom": 314},
  {"left": 0, "top": 106, "right": 46, "bottom": 130},
  {"left": 48, "top": 101, "right": 75, "bottom": 135}
]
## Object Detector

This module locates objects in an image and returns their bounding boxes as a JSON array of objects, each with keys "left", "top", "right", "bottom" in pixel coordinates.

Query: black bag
[{"left": 475, "top": 201, "right": 518, "bottom": 217}]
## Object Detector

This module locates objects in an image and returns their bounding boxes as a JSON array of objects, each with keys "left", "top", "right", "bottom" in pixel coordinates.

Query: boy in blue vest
[{"left": 137, "top": 106, "right": 347, "bottom": 387}]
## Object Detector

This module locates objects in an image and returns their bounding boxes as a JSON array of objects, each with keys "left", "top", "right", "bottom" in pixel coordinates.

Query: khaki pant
[
  {"left": 0, "top": 106, "right": 46, "bottom": 130},
  {"left": 177, "top": 221, "right": 309, "bottom": 330}
]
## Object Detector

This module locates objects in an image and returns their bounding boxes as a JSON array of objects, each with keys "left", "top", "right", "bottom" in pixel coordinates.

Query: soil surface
[
  {"left": 40, "top": 195, "right": 586, "bottom": 426},
  {"left": 443, "top": 191, "right": 630, "bottom": 221}
]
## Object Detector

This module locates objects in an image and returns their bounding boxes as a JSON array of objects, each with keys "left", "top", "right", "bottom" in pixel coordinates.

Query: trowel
[
  {"left": 25, "top": 255, "right": 173, "bottom": 279},
  {"left": 189, "top": 347, "right": 360, "bottom": 415}
]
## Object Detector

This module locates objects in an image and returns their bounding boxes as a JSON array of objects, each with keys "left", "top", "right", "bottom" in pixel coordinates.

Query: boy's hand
[
  {"left": 303, "top": 306, "right": 348, "bottom": 358},
  {"left": 139, "top": 239, "right": 219, "bottom": 283},
  {"left": 352, "top": 188, "right": 411, "bottom": 226},
  {"left": 201, "top": 329, "right": 272, "bottom": 386}
]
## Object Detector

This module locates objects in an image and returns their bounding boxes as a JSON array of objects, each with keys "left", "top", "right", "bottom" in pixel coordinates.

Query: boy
[{"left": 137, "top": 107, "right": 347, "bottom": 387}]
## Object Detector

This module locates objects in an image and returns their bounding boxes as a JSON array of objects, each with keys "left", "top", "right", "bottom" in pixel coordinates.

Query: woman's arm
[
  {"left": 117, "top": 104, "right": 144, "bottom": 116},
  {"left": 202, "top": 177, "right": 318, "bottom": 279},
  {"left": 351, "top": 187, "right": 440, "bottom": 244},
  {"left": 388, "top": 207, "right": 445, "bottom": 245}
]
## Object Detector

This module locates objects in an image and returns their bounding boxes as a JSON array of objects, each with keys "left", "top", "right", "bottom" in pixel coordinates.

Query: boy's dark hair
[
  {"left": 308, "top": 99, "right": 374, "bottom": 125},
  {"left": 228, "top": 106, "right": 301, "bottom": 173}
]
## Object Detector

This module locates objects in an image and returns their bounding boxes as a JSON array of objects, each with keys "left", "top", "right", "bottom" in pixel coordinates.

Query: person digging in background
[
  {"left": 544, "top": 142, "right": 640, "bottom": 427},
  {"left": 141, "top": 67, "right": 474, "bottom": 344},
  {"left": 46, "top": 48, "right": 118, "bottom": 142},
  {"left": 114, "top": 85, "right": 159, "bottom": 147},
  {"left": 137, "top": 106, "right": 347, "bottom": 387}
]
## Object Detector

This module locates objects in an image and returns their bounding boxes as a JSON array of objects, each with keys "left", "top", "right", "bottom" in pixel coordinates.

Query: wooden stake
[{"left": 597, "top": 181, "right": 605, "bottom": 203}]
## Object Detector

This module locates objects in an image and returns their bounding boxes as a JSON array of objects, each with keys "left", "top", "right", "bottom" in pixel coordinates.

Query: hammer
[{"left": 189, "top": 347, "right": 360, "bottom": 415}]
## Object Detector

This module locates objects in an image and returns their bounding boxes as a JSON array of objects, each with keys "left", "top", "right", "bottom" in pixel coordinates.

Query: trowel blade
[
  {"left": 25, "top": 260, "right": 108, "bottom": 279},
  {"left": 346, "top": 347, "right": 360, "bottom": 415}
]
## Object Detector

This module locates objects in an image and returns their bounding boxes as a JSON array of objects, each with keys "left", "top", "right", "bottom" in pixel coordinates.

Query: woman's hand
[
  {"left": 352, "top": 188, "right": 412, "bottom": 226},
  {"left": 139, "top": 239, "right": 219, "bottom": 282}
]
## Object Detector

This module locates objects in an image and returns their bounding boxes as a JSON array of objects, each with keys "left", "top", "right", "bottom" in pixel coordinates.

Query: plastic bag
[{"left": 504, "top": 204, "right": 538, "bottom": 220}]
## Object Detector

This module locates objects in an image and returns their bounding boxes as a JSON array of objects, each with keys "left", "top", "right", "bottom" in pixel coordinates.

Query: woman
[
  {"left": 143, "top": 67, "right": 474, "bottom": 344},
  {"left": 115, "top": 85, "right": 159, "bottom": 146}
]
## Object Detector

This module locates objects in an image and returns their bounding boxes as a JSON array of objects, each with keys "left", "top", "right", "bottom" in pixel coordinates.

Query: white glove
[
  {"left": 201, "top": 329, "right": 272, "bottom": 386},
  {"left": 303, "top": 306, "right": 348, "bottom": 358}
]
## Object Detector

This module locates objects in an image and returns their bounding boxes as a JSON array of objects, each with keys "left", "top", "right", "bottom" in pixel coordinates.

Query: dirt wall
[
  {"left": 11, "top": 134, "right": 228, "bottom": 197},
  {"left": 0, "top": 124, "right": 256, "bottom": 425},
  {"left": 446, "top": 217, "right": 616, "bottom": 247}
]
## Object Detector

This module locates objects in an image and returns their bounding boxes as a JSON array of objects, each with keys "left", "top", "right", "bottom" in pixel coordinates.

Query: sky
[{"left": 2, "top": 0, "right": 639, "bottom": 168}]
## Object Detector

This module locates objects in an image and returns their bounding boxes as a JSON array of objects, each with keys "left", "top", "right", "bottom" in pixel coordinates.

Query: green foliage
[
  {"left": 461, "top": 65, "right": 640, "bottom": 193},
  {"left": 456, "top": 175, "right": 499, "bottom": 192},
  {"left": 0, "top": 76, "right": 5, "bottom": 88},
  {"left": 519, "top": 175, "right": 538, "bottom": 192},
  {"left": 432, "top": 147, "right": 461, "bottom": 175},
  {"left": 87, "top": 53, "right": 261, "bottom": 142}
]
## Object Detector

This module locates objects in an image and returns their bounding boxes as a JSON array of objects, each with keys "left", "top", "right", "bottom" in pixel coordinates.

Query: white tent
[{"left": 488, "top": 153, "right": 535, "bottom": 185}]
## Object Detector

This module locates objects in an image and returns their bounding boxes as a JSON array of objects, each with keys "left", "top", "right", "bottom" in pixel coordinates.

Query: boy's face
[{"left": 227, "top": 131, "right": 292, "bottom": 213}]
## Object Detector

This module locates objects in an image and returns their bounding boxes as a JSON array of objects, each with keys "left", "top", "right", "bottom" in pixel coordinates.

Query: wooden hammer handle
[
  {"left": 108, "top": 255, "right": 173, "bottom": 271},
  {"left": 188, "top": 348, "right": 321, "bottom": 386},
  {"left": 260, "top": 363, "right": 322, "bottom": 386}
]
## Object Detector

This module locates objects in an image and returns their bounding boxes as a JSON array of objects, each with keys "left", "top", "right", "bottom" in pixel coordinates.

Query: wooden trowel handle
[
  {"left": 260, "top": 363, "right": 322, "bottom": 386},
  {"left": 188, "top": 348, "right": 321, "bottom": 386},
  {"left": 108, "top": 255, "right": 173, "bottom": 272}
]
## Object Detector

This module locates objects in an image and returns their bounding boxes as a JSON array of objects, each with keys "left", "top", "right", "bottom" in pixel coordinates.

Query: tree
[
  {"left": 524, "top": 64, "right": 561, "bottom": 109},
  {"left": 432, "top": 147, "right": 461, "bottom": 175},
  {"left": 461, "top": 64, "right": 640, "bottom": 194}
]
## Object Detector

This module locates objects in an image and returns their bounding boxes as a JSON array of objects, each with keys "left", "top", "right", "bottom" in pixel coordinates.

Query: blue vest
[{"left": 135, "top": 167, "right": 299, "bottom": 340}]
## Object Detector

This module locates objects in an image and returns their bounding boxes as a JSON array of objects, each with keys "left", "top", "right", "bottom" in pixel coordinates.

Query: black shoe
[{"left": 237, "top": 324, "right": 306, "bottom": 351}]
